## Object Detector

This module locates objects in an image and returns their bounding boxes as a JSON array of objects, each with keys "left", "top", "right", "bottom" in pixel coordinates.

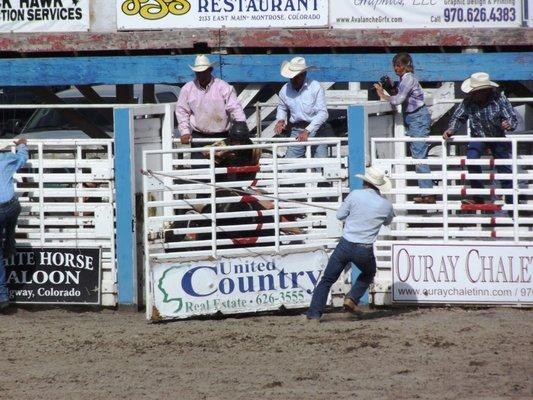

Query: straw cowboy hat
[
  {"left": 461, "top": 72, "right": 499, "bottom": 94},
  {"left": 189, "top": 54, "right": 217, "bottom": 72},
  {"left": 356, "top": 166, "right": 392, "bottom": 193},
  {"left": 280, "top": 57, "right": 311, "bottom": 79}
]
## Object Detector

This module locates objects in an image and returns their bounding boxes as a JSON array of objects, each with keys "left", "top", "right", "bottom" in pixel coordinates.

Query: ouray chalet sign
[{"left": 6, "top": 247, "right": 101, "bottom": 305}]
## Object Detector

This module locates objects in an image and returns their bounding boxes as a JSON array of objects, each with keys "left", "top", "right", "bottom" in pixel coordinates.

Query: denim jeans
[
  {"left": 307, "top": 237, "right": 377, "bottom": 319},
  {"left": 0, "top": 198, "right": 21, "bottom": 302},
  {"left": 285, "top": 123, "right": 333, "bottom": 159},
  {"left": 404, "top": 106, "right": 433, "bottom": 189},
  {"left": 467, "top": 141, "right": 512, "bottom": 203}
]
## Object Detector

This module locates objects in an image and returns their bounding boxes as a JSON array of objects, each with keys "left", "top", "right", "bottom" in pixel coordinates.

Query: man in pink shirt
[{"left": 175, "top": 54, "right": 246, "bottom": 149}]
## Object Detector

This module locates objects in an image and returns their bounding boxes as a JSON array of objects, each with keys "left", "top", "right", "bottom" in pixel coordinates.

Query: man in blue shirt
[
  {"left": 443, "top": 72, "right": 517, "bottom": 204},
  {"left": 274, "top": 57, "right": 332, "bottom": 159},
  {"left": 306, "top": 166, "right": 395, "bottom": 321},
  {"left": 0, "top": 138, "right": 28, "bottom": 311}
]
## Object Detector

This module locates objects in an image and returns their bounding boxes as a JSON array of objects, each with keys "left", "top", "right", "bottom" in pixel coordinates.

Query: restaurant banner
[
  {"left": 0, "top": 0, "right": 90, "bottom": 33},
  {"left": 6, "top": 247, "right": 101, "bottom": 305},
  {"left": 331, "top": 0, "right": 523, "bottom": 29},
  {"left": 392, "top": 243, "right": 532, "bottom": 305},
  {"left": 150, "top": 250, "right": 329, "bottom": 320},
  {"left": 117, "top": 0, "right": 329, "bottom": 30}
]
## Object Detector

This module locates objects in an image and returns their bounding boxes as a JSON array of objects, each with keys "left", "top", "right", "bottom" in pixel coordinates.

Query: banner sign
[
  {"left": 331, "top": 0, "right": 523, "bottom": 29},
  {"left": 151, "top": 250, "right": 329, "bottom": 320},
  {"left": 392, "top": 244, "right": 532, "bottom": 305},
  {"left": 6, "top": 247, "right": 101, "bottom": 305},
  {"left": 0, "top": 0, "right": 89, "bottom": 33},
  {"left": 116, "top": 0, "right": 329, "bottom": 30}
]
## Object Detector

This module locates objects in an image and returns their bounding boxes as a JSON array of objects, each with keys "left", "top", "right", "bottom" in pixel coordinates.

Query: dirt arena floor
[{"left": 0, "top": 306, "right": 531, "bottom": 400}]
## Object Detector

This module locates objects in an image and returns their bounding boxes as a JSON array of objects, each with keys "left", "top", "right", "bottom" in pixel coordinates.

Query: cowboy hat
[
  {"left": 189, "top": 54, "right": 217, "bottom": 72},
  {"left": 356, "top": 166, "right": 392, "bottom": 193},
  {"left": 280, "top": 57, "right": 311, "bottom": 79},
  {"left": 461, "top": 72, "right": 499, "bottom": 94}
]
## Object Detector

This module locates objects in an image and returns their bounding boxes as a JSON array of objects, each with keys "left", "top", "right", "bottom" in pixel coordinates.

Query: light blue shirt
[
  {"left": 0, "top": 145, "right": 28, "bottom": 203},
  {"left": 276, "top": 78, "right": 328, "bottom": 136},
  {"left": 337, "top": 188, "right": 395, "bottom": 244}
]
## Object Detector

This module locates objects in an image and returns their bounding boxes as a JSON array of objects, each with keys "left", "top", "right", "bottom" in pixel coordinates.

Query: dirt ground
[{"left": 0, "top": 306, "right": 531, "bottom": 400}]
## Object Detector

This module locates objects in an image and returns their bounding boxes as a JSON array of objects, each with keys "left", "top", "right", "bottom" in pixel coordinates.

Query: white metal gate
[
  {"left": 369, "top": 135, "right": 533, "bottom": 305},
  {"left": 142, "top": 139, "right": 352, "bottom": 320},
  {"left": 10, "top": 139, "right": 116, "bottom": 306}
]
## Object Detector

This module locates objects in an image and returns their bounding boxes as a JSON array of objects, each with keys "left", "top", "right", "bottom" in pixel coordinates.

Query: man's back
[{"left": 337, "top": 188, "right": 394, "bottom": 244}]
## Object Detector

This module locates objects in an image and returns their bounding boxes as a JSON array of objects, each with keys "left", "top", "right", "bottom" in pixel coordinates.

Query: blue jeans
[
  {"left": 307, "top": 237, "right": 377, "bottom": 319},
  {"left": 0, "top": 198, "right": 21, "bottom": 302},
  {"left": 467, "top": 140, "right": 512, "bottom": 203},
  {"left": 404, "top": 106, "right": 433, "bottom": 189},
  {"left": 285, "top": 123, "right": 333, "bottom": 159}
]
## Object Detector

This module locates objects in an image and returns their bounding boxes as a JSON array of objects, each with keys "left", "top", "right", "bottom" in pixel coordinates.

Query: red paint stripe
[
  {"left": 489, "top": 159, "right": 495, "bottom": 168},
  {"left": 250, "top": 179, "right": 258, "bottom": 187},
  {"left": 489, "top": 173, "right": 495, "bottom": 181},
  {"left": 461, "top": 173, "right": 466, "bottom": 181},
  {"left": 491, "top": 231, "right": 497, "bottom": 238},
  {"left": 461, "top": 204, "right": 502, "bottom": 212},
  {"left": 490, "top": 217, "right": 496, "bottom": 225},
  {"left": 460, "top": 159, "right": 466, "bottom": 167},
  {"left": 490, "top": 187, "right": 495, "bottom": 197},
  {"left": 232, "top": 237, "right": 259, "bottom": 245},
  {"left": 461, "top": 187, "right": 467, "bottom": 197},
  {"left": 227, "top": 165, "right": 261, "bottom": 173},
  {"left": 241, "top": 195, "right": 258, "bottom": 203}
]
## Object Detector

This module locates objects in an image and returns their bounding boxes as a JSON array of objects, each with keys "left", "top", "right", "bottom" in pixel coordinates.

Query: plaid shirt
[
  {"left": 0, "top": 144, "right": 28, "bottom": 203},
  {"left": 449, "top": 91, "right": 517, "bottom": 137}
]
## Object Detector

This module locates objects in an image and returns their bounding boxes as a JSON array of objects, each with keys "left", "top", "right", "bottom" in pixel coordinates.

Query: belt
[
  {"left": 0, "top": 197, "right": 17, "bottom": 207},
  {"left": 290, "top": 121, "right": 310, "bottom": 129},
  {"left": 192, "top": 130, "right": 229, "bottom": 136},
  {"left": 404, "top": 105, "right": 426, "bottom": 115}
]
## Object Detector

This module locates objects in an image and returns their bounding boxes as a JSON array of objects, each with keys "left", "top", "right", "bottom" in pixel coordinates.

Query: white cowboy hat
[
  {"left": 461, "top": 72, "right": 499, "bottom": 94},
  {"left": 189, "top": 54, "right": 217, "bottom": 72},
  {"left": 280, "top": 57, "right": 311, "bottom": 79},
  {"left": 356, "top": 166, "right": 392, "bottom": 193}
]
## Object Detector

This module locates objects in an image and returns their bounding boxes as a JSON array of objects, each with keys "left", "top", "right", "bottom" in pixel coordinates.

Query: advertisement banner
[
  {"left": 392, "top": 244, "right": 532, "bottom": 305},
  {"left": 0, "top": 0, "right": 90, "bottom": 33},
  {"left": 151, "top": 250, "right": 329, "bottom": 319},
  {"left": 6, "top": 247, "right": 101, "bottom": 305},
  {"left": 331, "top": 0, "right": 523, "bottom": 29},
  {"left": 116, "top": 0, "right": 329, "bottom": 30}
]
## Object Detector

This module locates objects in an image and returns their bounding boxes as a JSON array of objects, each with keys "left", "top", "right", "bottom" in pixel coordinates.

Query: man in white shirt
[
  {"left": 306, "top": 166, "right": 395, "bottom": 321},
  {"left": 274, "top": 57, "right": 331, "bottom": 158}
]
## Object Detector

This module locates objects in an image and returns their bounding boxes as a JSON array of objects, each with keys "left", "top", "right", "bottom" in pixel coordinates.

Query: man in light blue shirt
[
  {"left": 0, "top": 138, "right": 28, "bottom": 311},
  {"left": 274, "top": 57, "right": 331, "bottom": 158},
  {"left": 307, "top": 166, "right": 395, "bottom": 321}
]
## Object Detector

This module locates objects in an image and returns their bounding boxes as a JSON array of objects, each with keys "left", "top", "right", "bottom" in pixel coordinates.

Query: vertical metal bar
[
  {"left": 209, "top": 147, "right": 217, "bottom": 258},
  {"left": 347, "top": 106, "right": 367, "bottom": 304},
  {"left": 512, "top": 138, "right": 519, "bottom": 243},
  {"left": 38, "top": 143, "right": 44, "bottom": 246},
  {"left": 273, "top": 144, "right": 280, "bottom": 253},
  {"left": 142, "top": 150, "right": 152, "bottom": 320},
  {"left": 442, "top": 138, "right": 449, "bottom": 243},
  {"left": 114, "top": 107, "right": 137, "bottom": 307}
]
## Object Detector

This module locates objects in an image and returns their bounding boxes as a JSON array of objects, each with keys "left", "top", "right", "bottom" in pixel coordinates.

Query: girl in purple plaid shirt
[{"left": 374, "top": 53, "right": 434, "bottom": 204}]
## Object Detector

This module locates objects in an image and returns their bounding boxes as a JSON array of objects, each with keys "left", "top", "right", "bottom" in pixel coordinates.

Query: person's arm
[
  {"left": 388, "top": 74, "right": 416, "bottom": 106},
  {"left": 336, "top": 192, "right": 354, "bottom": 220},
  {"left": 383, "top": 207, "right": 395, "bottom": 226},
  {"left": 499, "top": 93, "right": 518, "bottom": 131},
  {"left": 175, "top": 85, "right": 192, "bottom": 142},
  {"left": 305, "top": 83, "right": 328, "bottom": 137},
  {"left": 443, "top": 101, "right": 469, "bottom": 139},
  {"left": 223, "top": 84, "right": 246, "bottom": 122},
  {"left": 275, "top": 86, "right": 288, "bottom": 134},
  {"left": 13, "top": 138, "right": 28, "bottom": 171}
]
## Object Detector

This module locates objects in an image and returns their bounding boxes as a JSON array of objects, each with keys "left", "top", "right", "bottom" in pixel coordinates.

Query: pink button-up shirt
[{"left": 175, "top": 77, "right": 246, "bottom": 136}]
